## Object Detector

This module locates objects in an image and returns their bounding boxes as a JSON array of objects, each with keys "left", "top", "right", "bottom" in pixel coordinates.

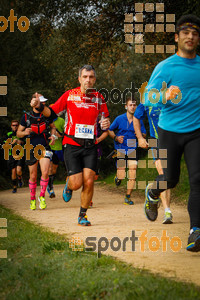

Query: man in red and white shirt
[{"left": 31, "top": 65, "right": 110, "bottom": 226}]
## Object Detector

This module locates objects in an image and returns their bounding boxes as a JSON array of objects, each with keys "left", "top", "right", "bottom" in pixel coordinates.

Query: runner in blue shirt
[
  {"left": 109, "top": 97, "right": 146, "bottom": 205},
  {"left": 133, "top": 103, "right": 172, "bottom": 224},
  {"left": 143, "top": 14, "right": 200, "bottom": 252}
]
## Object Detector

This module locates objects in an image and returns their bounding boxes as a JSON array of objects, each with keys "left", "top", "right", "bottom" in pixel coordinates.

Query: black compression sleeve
[
  {"left": 35, "top": 103, "right": 44, "bottom": 112},
  {"left": 49, "top": 107, "right": 58, "bottom": 122}
]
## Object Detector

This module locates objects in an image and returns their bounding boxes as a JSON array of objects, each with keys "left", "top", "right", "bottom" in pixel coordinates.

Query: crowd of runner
[{"left": 3, "top": 14, "right": 200, "bottom": 252}]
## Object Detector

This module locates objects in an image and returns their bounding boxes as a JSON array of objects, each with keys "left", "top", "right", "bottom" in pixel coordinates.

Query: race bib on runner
[{"left": 75, "top": 124, "right": 94, "bottom": 139}]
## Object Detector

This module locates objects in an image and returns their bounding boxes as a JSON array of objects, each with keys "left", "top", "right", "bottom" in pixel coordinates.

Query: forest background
[{"left": 0, "top": 0, "right": 200, "bottom": 189}]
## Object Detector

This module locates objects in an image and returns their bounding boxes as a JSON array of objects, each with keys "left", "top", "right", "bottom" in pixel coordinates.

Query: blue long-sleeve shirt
[{"left": 144, "top": 54, "right": 200, "bottom": 133}]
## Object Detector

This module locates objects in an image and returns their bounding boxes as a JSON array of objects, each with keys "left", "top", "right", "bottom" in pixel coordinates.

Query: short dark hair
[
  {"left": 79, "top": 65, "right": 96, "bottom": 77},
  {"left": 126, "top": 97, "right": 136, "bottom": 105},
  {"left": 176, "top": 14, "right": 200, "bottom": 34}
]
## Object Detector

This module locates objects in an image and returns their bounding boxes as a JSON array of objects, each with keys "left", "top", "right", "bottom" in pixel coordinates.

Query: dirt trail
[{"left": 0, "top": 183, "right": 199, "bottom": 286}]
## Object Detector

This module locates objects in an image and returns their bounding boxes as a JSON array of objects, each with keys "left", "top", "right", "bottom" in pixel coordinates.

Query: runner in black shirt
[{"left": 17, "top": 94, "right": 56, "bottom": 210}]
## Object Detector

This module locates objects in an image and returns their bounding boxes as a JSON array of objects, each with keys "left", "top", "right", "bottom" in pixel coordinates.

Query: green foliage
[{"left": 1, "top": 0, "right": 200, "bottom": 192}]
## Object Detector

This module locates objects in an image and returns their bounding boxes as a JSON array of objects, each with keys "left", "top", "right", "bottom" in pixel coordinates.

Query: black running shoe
[
  {"left": 186, "top": 227, "right": 200, "bottom": 252},
  {"left": 144, "top": 184, "right": 160, "bottom": 221},
  {"left": 12, "top": 188, "right": 17, "bottom": 193},
  {"left": 114, "top": 176, "right": 121, "bottom": 187}
]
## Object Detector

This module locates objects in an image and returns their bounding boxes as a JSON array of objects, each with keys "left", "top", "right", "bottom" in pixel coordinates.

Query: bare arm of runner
[
  {"left": 133, "top": 116, "right": 148, "bottom": 149},
  {"left": 96, "top": 131, "right": 109, "bottom": 144},
  {"left": 48, "top": 123, "right": 57, "bottom": 146},
  {"left": 108, "top": 130, "right": 124, "bottom": 144},
  {"left": 30, "top": 92, "right": 51, "bottom": 117},
  {"left": 17, "top": 125, "right": 32, "bottom": 138}
]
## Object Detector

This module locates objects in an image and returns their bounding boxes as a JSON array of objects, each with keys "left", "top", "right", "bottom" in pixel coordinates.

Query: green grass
[
  {"left": 53, "top": 179, "right": 66, "bottom": 185},
  {"left": 102, "top": 155, "right": 189, "bottom": 204},
  {"left": 0, "top": 206, "right": 200, "bottom": 300}
]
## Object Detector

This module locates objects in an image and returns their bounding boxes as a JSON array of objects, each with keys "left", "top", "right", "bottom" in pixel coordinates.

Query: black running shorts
[{"left": 63, "top": 144, "right": 98, "bottom": 176}]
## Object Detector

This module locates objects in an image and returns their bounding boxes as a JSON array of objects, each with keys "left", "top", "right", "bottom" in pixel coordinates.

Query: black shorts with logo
[{"left": 64, "top": 144, "right": 97, "bottom": 176}]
